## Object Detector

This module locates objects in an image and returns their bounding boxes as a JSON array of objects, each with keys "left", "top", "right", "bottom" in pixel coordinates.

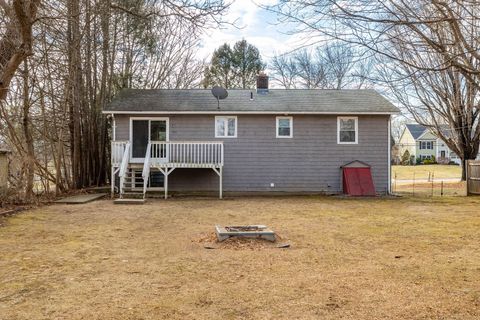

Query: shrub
[{"left": 401, "top": 150, "right": 411, "bottom": 165}]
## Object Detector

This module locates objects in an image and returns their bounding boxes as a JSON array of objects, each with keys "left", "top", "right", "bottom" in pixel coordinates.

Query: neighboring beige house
[{"left": 398, "top": 124, "right": 461, "bottom": 164}]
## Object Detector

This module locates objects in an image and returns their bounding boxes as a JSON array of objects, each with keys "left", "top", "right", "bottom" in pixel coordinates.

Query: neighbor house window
[
  {"left": 215, "top": 116, "right": 237, "bottom": 138},
  {"left": 420, "top": 141, "right": 433, "bottom": 150},
  {"left": 276, "top": 116, "right": 292, "bottom": 138},
  {"left": 337, "top": 117, "right": 358, "bottom": 144}
]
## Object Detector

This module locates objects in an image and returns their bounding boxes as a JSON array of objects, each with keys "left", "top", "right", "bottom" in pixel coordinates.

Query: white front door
[{"left": 130, "top": 118, "right": 169, "bottom": 163}]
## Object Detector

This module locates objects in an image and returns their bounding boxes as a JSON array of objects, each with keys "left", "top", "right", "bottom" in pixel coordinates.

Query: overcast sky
[{"left": 198, "top": 0, "right": 310, "bottom": 61}]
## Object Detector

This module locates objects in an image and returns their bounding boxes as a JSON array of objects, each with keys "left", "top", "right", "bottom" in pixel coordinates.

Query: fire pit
[{"left": 215, "top": 225, "right": 276, "bottom": 242}]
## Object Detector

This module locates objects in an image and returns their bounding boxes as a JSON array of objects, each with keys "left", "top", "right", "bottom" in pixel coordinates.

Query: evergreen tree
[
  {"left": 203, "top": 40, "right": 265, "bottom": 89},
  {"left": 203, "top": 44, "right": 234, "bottom": 89},
  {"left": 231, "top": 40, "right": 265, "bottom": 89}
]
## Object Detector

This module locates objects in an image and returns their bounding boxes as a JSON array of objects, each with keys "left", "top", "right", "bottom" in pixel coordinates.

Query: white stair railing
[
  {"left": 142, "top": 142, "right": 152, "bottom": 199},
  {"left": 118, "top": 142, "right": 130, "bottom": 198}
]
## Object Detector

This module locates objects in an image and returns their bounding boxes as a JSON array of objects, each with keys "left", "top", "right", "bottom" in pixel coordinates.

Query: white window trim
[
  {"left": 337, "top": 116, "right": 358, "bottom": 144},
  {"left": 276, "top": 116, "right": 293, "bottom": 138},
  {"left": 214, "top": 116, "right": 237, "bottom": 138}
]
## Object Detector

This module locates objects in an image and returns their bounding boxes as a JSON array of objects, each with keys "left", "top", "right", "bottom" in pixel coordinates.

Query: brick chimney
[{"left": 256, "top": 73, "right": 269, "bottom": 94}]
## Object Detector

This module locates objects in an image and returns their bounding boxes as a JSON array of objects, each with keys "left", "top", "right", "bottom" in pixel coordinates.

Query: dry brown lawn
[
  {"left": 394, "top": 181, "right": 467, "bottom": 197},
  {"left": 1, "top": 196, "right": 480, "bottom": 320},
  {"left": 392, "top": 164, "right": 461, "bottom": 180}
]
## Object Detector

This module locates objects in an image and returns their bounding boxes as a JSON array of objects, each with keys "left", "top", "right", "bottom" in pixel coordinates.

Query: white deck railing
[
  {"left": 111, "top": 140, "right": 223, "bottom": 169},
  {"left": 150, "top": 141, "right": 223, "bottom": 167},
  {"left": 112, "top": 140, "right": 129, "bottom": 166}
]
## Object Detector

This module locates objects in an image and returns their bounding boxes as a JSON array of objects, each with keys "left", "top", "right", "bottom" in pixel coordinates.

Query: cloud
[{"left": 198, "top": 0, "right": 291, "bottom": 60}]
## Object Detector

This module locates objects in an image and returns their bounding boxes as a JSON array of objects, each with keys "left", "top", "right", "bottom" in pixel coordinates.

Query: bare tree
[
  {"left": 270, "top": 42, "right": 363, "bottom": 89},
  {"left": 266, "top": 0, "right": 480, "bottom": 178},
  {"left": 270, "top": 53, "right": 298, "bottom": 89},
  {"left": 0, "top": 0, "right": 230, "bottom": 200},
  {"left": 391, "top": 116, "right": 408, "bottom": 143},
  {"left": 293, "top": 49, "right": 328, "bottom": 89},
  {"left": 0, "top": 0, "right": 41, "bottom": 101},
  {"left": 320, "top": 43, "right": 354, "bottom": 89}
]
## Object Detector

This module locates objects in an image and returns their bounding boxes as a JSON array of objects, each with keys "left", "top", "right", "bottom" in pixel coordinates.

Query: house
[
  {"left": 103, "top": 75, "right": 399, "bottom": 201},
  {"left": 398, "top": 124, "right": 461, "bottom": 165}
]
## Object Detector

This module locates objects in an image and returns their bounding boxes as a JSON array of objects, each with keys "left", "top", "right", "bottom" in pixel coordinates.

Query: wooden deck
[{"left": 111, "top": 141, "right": 224, "bottom": 201}]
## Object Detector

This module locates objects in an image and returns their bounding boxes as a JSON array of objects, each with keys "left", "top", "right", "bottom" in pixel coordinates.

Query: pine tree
[{"left": 203, "top": 40, "right": 265, "bottom": 89}]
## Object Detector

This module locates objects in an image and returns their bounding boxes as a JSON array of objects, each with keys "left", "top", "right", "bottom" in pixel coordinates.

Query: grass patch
[
  {"left": 393, "top": 164, "right": 461, "bottom": 180},
  {"left": 394, "top": 181, "right": 466, "bottom": 197},
  {"left": 1, "top": 197, "right": 480, "bottom": 319}
]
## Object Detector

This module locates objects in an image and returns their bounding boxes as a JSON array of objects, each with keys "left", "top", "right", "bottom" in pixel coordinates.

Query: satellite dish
[
  {"left": 211, "top": 86, "right": 228, "bottom": 100},
  {"left": 211, "top": 86, "right": 228, "bottom": 109}
]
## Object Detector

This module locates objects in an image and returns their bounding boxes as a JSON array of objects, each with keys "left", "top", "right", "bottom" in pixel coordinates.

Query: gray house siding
[
  {"left": 115, "top": 115, "right": 130, "bottom": 141},
  {"left": 114, "top": 114, "right": 390, "bottom": 194}
]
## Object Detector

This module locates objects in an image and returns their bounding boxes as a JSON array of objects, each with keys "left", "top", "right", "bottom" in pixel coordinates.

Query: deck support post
[
  {"left": 212, "top": 166, "right": 223, "bottom": 199},
  {"left": 165, "top": 171, "right": 168, "bottom": 199},
  {"left": 159, "top": 167, "right": 175, "bottom": 200},
  {"left": 219, "top": 166, "right": 223, "bottom": 199}
]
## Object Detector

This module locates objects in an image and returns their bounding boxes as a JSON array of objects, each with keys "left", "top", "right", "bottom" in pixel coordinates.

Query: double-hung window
[
  {"left": 420, "top": 141, "right": 433, "bottom": 150},
  {"left": 215, "top": 116, "right": 237, "bottom": 138},
  {"left": 276, "top": 116, "right": 292, "bottom": 138},
  {"left": 337, "top": 117, "right": 358, "bottom": 144}
]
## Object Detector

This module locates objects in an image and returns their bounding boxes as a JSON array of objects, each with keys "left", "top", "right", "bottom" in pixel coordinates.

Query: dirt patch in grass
[{"left": 1, "top": 196, "right": 480, "bottom": 319}]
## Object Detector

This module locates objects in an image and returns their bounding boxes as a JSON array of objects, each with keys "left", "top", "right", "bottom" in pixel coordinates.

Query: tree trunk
[
  {"left": 461, "top": 149, "right": 479, "bottom": 181},
  {"left": 22, "top": 59, "right": 35, "bottom": 200},
  {"left": 67, "top": 0, "right": 84, "bottom": 189}
]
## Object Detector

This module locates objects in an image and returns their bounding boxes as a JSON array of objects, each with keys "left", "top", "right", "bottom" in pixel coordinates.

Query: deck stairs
[
  {"left": 111, "top": 140, "right": 224, "bottom": 203},
  {"left": 112, "top": 167, "right": 151, "bottom": 204}
]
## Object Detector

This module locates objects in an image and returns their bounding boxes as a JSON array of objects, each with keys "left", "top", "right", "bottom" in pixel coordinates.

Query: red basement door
[{"left": 341, "top": 161, "right": 376, "bottom": 196}]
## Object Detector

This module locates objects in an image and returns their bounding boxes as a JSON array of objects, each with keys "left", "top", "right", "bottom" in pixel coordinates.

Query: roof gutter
[{"left": 102, "top": 110, "right": 399, "bottom": 115}]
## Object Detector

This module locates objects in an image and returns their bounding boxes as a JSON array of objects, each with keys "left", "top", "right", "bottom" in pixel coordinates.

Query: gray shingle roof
[
  {"left": 406, "top": 123, "right": 453, "bottom": 140},
  {"left": 104, "top": 89, "right": 399, "bottom": 114},
  {"left": 405, "top": 124, "right": 426, "bottom": 139}
]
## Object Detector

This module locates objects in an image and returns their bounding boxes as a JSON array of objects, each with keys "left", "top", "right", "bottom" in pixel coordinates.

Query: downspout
[
  {"left": 388, "top": 116, "right": 392, "bottom": 194},
  {"left": 112, "top": 113, "right": 116, "bottom": 141},
  {"left": 111, "top": 113, "right": 116, "bottom": 198}
]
